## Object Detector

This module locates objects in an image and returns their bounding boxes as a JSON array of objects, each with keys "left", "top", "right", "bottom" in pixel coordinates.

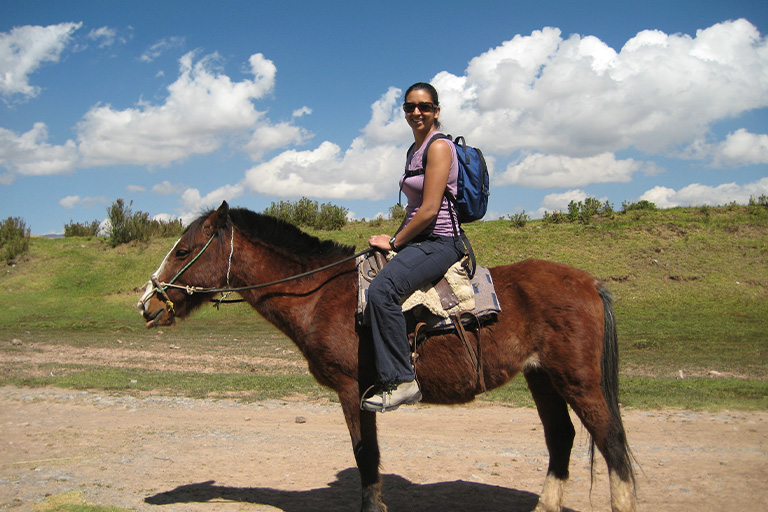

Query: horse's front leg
[{"left": 339, "top": 382, "right": 387, "bottom": 512}]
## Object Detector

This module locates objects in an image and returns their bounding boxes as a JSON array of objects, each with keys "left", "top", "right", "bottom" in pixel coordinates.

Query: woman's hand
[{"left": 369, "top": 234, "right": 393, "bottom": 251}]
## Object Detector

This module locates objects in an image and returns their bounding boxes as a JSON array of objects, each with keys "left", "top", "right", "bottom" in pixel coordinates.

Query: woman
[{"left": 361, "top": 82, "right": 465, "bottom": 413}]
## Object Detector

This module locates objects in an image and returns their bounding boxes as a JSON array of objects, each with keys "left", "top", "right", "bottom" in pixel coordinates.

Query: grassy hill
[{"left": 1, "top": 205, "right": 766, "bottom": 409}]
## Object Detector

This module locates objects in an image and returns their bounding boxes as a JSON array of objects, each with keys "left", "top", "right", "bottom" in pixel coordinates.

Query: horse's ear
[
  {"left": 217, "top": 201, "right": 229, "bottom": 221},
  {"left": 203, "top": 201, "right": 229, "bottom": 236}
]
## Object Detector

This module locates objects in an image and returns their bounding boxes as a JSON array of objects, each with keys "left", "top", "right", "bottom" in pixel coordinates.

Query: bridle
[{"left": 145, "top": 224, "right": 372, "bottom": 314}]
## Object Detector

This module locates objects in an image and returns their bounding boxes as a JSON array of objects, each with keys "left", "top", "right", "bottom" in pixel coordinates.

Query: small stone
[{"left": 295, "top": 416, "right": 307, "bottom": 424}]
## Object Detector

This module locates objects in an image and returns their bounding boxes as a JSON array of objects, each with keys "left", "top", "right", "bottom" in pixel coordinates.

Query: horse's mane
[{"left": 190, "top": 207, "right": 355, "bottom": 262}]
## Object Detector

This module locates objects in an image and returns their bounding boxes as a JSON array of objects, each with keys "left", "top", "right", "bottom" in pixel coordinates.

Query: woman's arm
[{"left": 369, "top": 139, "right": 451, "bottom": 251}]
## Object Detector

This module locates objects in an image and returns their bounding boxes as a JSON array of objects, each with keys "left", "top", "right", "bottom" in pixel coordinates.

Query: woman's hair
[{"left": 405, "top": 82, "right": 441, "bottom": 130}]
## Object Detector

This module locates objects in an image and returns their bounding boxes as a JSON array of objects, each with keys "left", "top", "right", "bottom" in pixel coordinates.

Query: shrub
[
  {"left": 107, "top": 199, "right": 144, "bottom": 247},
  {"left": 748, "top": 194, "right": 768, "bottom": 208},
  {"left": 64, "top": 220, "right": 100, "bottom": 237},
  {"left": 1, "top": 216, "right": 30, "bottom": 264},
  {"left": 622, "top": 199, "right": 657, "bottom": 212},
  {"left": 542, "top": 210, "right": 568, "bottom": 224},
  {"left": 507, "top": 211, "right": 530, "bottom": 228},
  {"left": 105, "top": 199, "right": 184, "bottom": 247},
  {"left": 316, "top": 201, "right": 348, "bottom": 230},
  {"left": 389, "top": 203, "right": 406, "bottom": 222},
  {"left": 264, "top": 197, "right": 348, "bottom": 230}
]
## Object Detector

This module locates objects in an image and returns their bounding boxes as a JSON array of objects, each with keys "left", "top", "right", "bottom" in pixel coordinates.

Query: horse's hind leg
[
  {"left": 525, "top": 368, "right": 575, "bottom": 512},
  {"left": 553, "top": 379, "right": 636, "bottom": 512},
  {"left": 338, "top": 383, "right": 387, "bottom": 512}
]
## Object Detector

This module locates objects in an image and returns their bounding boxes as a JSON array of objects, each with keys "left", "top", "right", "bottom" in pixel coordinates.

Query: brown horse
[{"left": 138, "top": 202, "right": 636, "bottom": 512}]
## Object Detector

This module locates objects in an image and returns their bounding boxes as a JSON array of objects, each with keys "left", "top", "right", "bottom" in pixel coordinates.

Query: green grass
[{"left": 1, "top": 205, "right": 766, "bottom": 410}]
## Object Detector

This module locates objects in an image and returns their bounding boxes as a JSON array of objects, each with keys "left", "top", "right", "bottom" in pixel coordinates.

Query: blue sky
[{"left": 1, "top": 0, "right": 767, "bottom": 235}]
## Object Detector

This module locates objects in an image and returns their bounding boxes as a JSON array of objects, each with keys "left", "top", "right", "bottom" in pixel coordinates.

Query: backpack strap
[
  {"left": 398, "top": 134, "right": 476, "bottom": 278},
  {"left": 402, "top": 134, "right": 452, "bottom": 177},
  {"left": 399, "top": 133, "right": 453, "bottom": 203}
]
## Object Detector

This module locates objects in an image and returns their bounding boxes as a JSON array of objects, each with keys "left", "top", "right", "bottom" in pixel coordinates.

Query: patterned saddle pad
[{"left": 356, "top": 251, "right": 501, "bottom": 332}]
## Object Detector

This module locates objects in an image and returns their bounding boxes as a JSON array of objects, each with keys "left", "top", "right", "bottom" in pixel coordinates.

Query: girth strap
[
  {"left": 408, "top": 313, "right": 487, "bottom": 394},
  {"left": 450, "top": 311, "right": 486, "bottom": 393}
]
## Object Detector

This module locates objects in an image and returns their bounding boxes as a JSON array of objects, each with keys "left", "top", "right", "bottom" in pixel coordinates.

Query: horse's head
[{"left": 138, "top": 201, "right": 231, "bottom": 328}]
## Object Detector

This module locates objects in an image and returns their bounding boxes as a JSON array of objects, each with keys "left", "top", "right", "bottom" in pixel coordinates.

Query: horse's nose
[{"left": 137, "top": 280, "right": 154, "bottom": 313}]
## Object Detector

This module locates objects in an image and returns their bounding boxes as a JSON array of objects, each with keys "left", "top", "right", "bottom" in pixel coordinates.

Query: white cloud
[
  {"left": 139, "top": 36, "right": 185, "bottom": 62},
  {"left": 77, "top": 51, "right": 278, "bottom": 167},
  {"left": 426, "top": 20, "right": 768, "bottom": 159},
  {"left": 126, "top": 184, "right": 146, "bottom": 192},
  {"left": 87, "top": 27, "right": 119, "bottom": 48},
  {"left": 0, "top": 22, "right": 82, "bottom": 99},
  {"left": 243, "top": 121, "right": 313, "bottom": 161},
  {"left": 496, "top": 152, "right": 650, "bottom": 188},
  {"left": 242, "top": 138, "right": 402, "bottom": 200},
  {"left": 361, "top": 86, "right": 411, "bottom": 144},
  {"left": 59, "top": 195, "right": 107, "bottom": 209},
  {"left": 152, "top": 213, "right": 177, "bottom": 223},
  {"left": 713, "top": 129, "right": 768, "bottom": 167},
  {"left": 152, "top": 180, "right": 185, "bottom": 195},
  {"left": 178, "top": 184, "right": 245, "bottom": 225},
  {"left": 292, "top": 106, "right": 312, "bottom": 118},
  {"left": 0, "top": 123, "right": 78, "bottom": 179},
  {"left": 539, "top": 189, "right": 589, "bottom": 212},
  {"left": 640, "top": 177, "right": 768, "bottom": 208}
]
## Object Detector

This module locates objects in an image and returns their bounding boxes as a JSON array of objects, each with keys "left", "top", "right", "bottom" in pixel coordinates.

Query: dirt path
[{"left": 1, "top": 387, "right": 766, "bottom": 511}]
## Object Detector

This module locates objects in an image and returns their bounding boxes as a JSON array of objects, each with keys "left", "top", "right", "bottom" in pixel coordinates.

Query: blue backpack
[{"left": 403, "top": 134, "right": 489, "bottom": 224}]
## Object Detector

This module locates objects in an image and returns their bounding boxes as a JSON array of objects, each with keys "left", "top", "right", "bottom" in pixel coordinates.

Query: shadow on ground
[{"left": 145, "top": 467, "right": 576, "bottom": 512}]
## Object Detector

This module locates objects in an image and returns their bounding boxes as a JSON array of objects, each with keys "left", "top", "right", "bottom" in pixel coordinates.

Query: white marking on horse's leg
[
  {"left": 533, "top": 472, "right": 566, "bottom": 512},
  {"left": 610, "top": 469, "right": 637, "bottom": 512},
  {"left": 522, "top": 353, "right": 541, "bottom": 372}
]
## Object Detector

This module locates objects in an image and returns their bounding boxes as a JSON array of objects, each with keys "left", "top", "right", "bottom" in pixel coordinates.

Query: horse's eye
[{"left": 175, "top": 249, "right": 190, "bottom": 258}]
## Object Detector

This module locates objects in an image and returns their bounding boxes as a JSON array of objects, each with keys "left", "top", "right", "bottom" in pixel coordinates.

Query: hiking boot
[{"left": 360, "top": 379, "right": 422, "bottom": 412}]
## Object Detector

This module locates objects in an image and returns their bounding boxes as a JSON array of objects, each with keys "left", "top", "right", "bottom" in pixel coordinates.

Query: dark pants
[{"left": 367, "top": 235, "right": 464, "bottom": 385}]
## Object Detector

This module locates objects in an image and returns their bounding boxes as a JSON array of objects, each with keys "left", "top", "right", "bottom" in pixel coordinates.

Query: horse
[{"left": 138, "top": 201, "right": 637, "bottom": 512}]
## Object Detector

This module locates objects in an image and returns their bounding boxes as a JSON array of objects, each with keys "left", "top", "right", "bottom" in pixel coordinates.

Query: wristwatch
[{"left": 389, "top": 236, "right": 398, "bottom": 251}]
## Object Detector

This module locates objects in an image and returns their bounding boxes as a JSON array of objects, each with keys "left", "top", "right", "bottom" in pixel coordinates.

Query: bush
[
  {"left": 105, "top": 199, "right": 184, "bottom": 247},
  {"left": 543, "top": 198, "right": 614, "bottom": 226},
  {"left": 1, "top": 216, "right": 30, "bottom": 264},
  {"left": 264, "top": 197, "right": 348, "bottom": 230},
  {"left": 542, "top": 210, "right": 568, "bottom": 224},
  {"left": 64, "top": 220, "right": 100, "bottom": 237},
  {"left": 748, "top": 194, "right": 768, "bottom": 208},
  {"left": 388, "top": 203, "right": 406, "bottom": 222},
  {"left": 316, "top": 201, "right": 348, "bottom": 230},
  {"left": 507, "top": 211, "right": 530, "bottom": 228},
  {"left": 107, "top": 199, "right": 144, "bottom": 247},
  {"left": 622, "top": 199, "right": 657, "bottom": 212}
]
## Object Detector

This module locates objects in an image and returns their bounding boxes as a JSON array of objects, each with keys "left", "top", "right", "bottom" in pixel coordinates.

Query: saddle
[{"left": 356, "top": 251, "right": 501, "bottom": 391}]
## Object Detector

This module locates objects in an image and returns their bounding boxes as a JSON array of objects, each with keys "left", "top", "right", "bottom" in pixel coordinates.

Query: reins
[{"left": 152, "top": 226, "right": 372, "bottom": 307}]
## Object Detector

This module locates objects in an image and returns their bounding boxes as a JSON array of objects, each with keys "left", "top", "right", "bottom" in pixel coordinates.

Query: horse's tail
[{"left": 595, "top": 284, "right": 636, "bottom": 486}]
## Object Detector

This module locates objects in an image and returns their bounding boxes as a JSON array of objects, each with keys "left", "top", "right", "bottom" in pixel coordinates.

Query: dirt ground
[{"left": 1, "top": 385, "right": 766, "bottom": 512}]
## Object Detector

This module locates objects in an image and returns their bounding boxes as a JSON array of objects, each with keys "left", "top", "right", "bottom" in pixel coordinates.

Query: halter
[{"left": 148, "top": 224, "right": 372, "bottom": 312}]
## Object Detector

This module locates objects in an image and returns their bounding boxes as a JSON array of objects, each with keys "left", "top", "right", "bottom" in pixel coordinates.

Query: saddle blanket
[{"left": 356, "top": 252, "right": 501, "bottom": 331}]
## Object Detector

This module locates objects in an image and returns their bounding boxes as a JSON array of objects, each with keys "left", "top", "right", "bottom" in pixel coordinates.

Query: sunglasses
[{"left": 402, "top": 101, "right": 436, "bottom": 113}]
